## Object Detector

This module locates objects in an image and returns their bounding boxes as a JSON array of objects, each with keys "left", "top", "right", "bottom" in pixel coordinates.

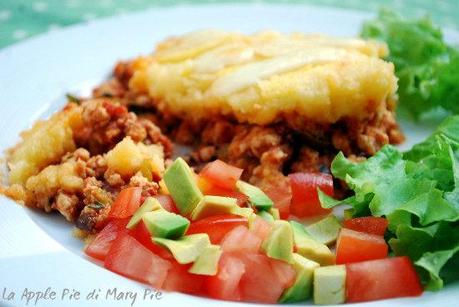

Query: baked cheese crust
[{"left": 129, "top": 30, "right": 397, "bottom": 125}]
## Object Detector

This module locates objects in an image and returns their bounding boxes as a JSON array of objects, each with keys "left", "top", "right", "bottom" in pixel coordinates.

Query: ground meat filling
[
  {"left": 3, "top": 99, "right": 171, "bottom": 234},
  {"left": 93, "top": 60, "right": 404, "bottom": 193}
]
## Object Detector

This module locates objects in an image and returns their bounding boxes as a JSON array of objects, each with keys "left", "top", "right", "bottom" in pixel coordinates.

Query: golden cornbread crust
[{"left": 128, "top": 30, "right": 398, "bottom": 129}]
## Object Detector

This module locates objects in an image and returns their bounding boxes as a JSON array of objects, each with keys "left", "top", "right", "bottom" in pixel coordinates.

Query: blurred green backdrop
[{"left": 0, "top": 0, "right": 458, "bottom": 48}]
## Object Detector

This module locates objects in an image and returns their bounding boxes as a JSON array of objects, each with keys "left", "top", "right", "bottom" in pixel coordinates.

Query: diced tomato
[
  {"left": 104, "top": 232, "right": 171, "bottom": 288},
  {"left": 221, "top": 225, "right": 262, "bottom": 254},
  {"left": 103, "top": 100, "right": 128, "bottom": 117},
  {"left": 250, "top": 216, "right": 273, "bottom": 241},
  {"left": 128, "top": 221, "right": 174, "bottom": 260},
  {"left": 239, "top": 253, "right": 295, "bottom": 303},
  {"left": 187, "top": 214, "right": 248, "bottom": 244},
  {"left": 346, "top": 256, "right": 423, "bottom": 302},
  {"left": 206, "top": 253, "right": 246, "bottom": 301},
  {"left": 109, "top": 187, "right": 142, "bottom": 219},
  {"left": 269, "top": 258, "right": 296, "bottom": 289},
  {"left": 201, "top": 184, "right": 248, "bottom": 207},
  {"left": 153, "top": 194, "right": 179, "bottom": 213},
  {"left": 84, "top": 218, "right": 129, "bottom": 261},
  {"left": 163, "top": 261, "right": 206, "bottom": 295},
  {"left": 199, "top": 160, "right": 243, "bottom": 190},
  {"left": 264, "top": 185, "right": 291, "bottom": 219},
  {"left": 288, "top": 172, "right": 334, "bottom": 217},
  {"left": 343, "top": 216, "right": 388, "bottom": 236},
  {"left": 336, "top": 228, "right": 388, "bottom": 264}
]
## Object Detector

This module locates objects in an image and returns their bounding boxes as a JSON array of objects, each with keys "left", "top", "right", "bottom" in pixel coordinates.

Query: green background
[{"left": 0, "top": 0, "right": 458, "bottom": 49}]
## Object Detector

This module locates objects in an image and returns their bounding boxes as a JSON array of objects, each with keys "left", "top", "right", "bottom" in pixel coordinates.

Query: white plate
[{"left": 1, "top": 3, "right": 458, "bottom": 307}]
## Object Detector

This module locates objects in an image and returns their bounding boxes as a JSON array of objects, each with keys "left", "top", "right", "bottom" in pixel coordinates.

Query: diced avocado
[
  {"left": 231, "top": 206, "right": 254, "bottom": 218},
  {"left": 163, "top": 158, "right": 203, "bottom": 215},
  {"left": 279, "top": 253, "right": 319, "bottom": 303},
  {"left": 305, "top": 215, "right": 341, "bottom": 245},
  {"left": 262, "top": 220, "right": 294, "bottom": 263},
  {"left": 343, "top": 208, "right": 354, "bottom": 220},
  {"left": 153, "top": 234, "right": 210, "bottom": 264},
  {"left": 236, "top": 180, "right": 273, "bottom": 211},
  {"left": 270, "top": 208, "right": 280, "bottom": 220},
  {"left": 290, "top": 221, "right": 335, "bottom": 266},
  {"left": 126, "top": 197, "right": 162, "bottom": 229},
  {"left": 191, "top": 196, "right": 238, "bottom": 221},
  {"left": 189, "top": 245, "right": 222, "bottom": 276},
  {"left": 313, "top": 265, "right": 346, "bottom": 305},
  {"left": 142, "top": 210, "right": 190, "bottom": 239},
  {"left": 257, "top": 210, "right": 275, "bottom": 223}
]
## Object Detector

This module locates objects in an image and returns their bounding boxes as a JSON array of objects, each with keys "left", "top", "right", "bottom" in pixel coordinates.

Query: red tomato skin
[
  {"left": 104, "top": 232, "right": 171, "bottom": 288},
  {"left": 153, "top": 194, "right": 179, "bottom": 213},
  {"left": 346, "top": 256, "right": 423, "bottom": 302},
  {"left": 84, "top": 218, "right": 129, "bottom": 261},
  {"left": 344, "top": 217, "right": 388, "bottom": 236},
  {"left": 199, "top": 160, "right": 243, "bottom": 190},
  {"left": 336, "top": 228, "right": 388, "bottom": 264},
  {"left": 109, "top": 187, "right": 142, "bottom": 219},
  {"left": 186, "top": 214, "right": 248, "bottom": 244},
  {"left": 265, "top": 186, "right": 291, "bottom": 219},
  {"left": 163, "top": 261, "right": 206, "bottom": 295},
  {"left": 128, "top": 221, "right": 174, "bottom": 260},
  {"left": 205, "top": 253, "right": 245, "bottom": 301},
  {"left": 288, "top": 172, "right": 334, "bottom": 217}
]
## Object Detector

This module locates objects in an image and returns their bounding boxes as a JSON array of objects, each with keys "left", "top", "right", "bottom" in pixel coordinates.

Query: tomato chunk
[
  {"left": 288, "top": 172, "right": 333, "bottom": 217},
  {"left": 153, "top": 194, "right": 179, "bottom": 213},
  {"left": 239, "top": 253, "right": 295, "bottom": 303},
  {"left": 199, "top": 159, "right": 243, "bottom": 190},
  {"left": 346, "top": 256, "right": 423, "bottom": 302},
  {"left": 249, "top": 216, "right": 273, "bottom": 241},
  {"left": 263, "top": 182, "right": 291, "bottom": 219},
  {"left": 206, "top": 253, "right": 245, "bottom": 301},
  {"left": 344, "top": 216, "right": 388, "bottom": 236},
  {"left": 187, "top": 214, "right": 248, "bottom": 244},
  {"left": 163, "top": 261, "right": 206, "bottom": 295},
  {"left": 336, "top": 228, "right": 388, "bottom": 264},
  {"left": 128, "top": 221, "right": 174, "bottom": 260},
  {"left": 109, "top": 187, "right": 142, "bottom": 219},
  {"left": 84, "top": 218, "right": 129, "bottom": 261},
  {"left": 220, "top": 225, "right": 262, "bottom": 254},
  {"left": 104, "top": 232, "right": 171, "bottom": 288}
]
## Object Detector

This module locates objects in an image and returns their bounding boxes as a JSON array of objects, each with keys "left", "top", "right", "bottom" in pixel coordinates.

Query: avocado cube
[
  {"left": 126, "top": 197, "right": 162, "bottom": 229},
  {"left": 262, "top": 220, "right": 294, "bottom": 263},
  {"left": 257, "top": 210, "right": 275, "bottom": 223},
  {"left": 279, "top": 253, "right": 319, "bottom": 303},
  {"left": 189, "top": 245, "right": 222, "bottom": 276},
  {"left": 236, "top": 180, "right": 273, "bottom": 211},
  {"left": 290, "top": 221, "right": 335, "bottom": 266},
  {"left": 313, "top": 265, "right": 346, "bottom": 305},
  {"left": 305, "top": 215, "right": 341, "bottom": 245},
  {"left": 191, "top": 196, "right": 238, "bottom": 221},
  {"left": 231, "top": 206, "right": 254, "bottom": 218},
  {"left": 153, "top": 234, "right": 210, "bottom": 264},
  {"left": 163, "top": 158, "right": 203, "bottom": 216},
  {"left": 142, "top": 210, "right": 190, "bottom": 239},
  {"left": 270, "top": 208, "right": 280, "bottom": 220}
]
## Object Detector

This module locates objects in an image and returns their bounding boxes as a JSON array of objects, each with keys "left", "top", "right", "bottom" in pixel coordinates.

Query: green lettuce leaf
[
  {"left": 326, "top": 115, "right": 459, "bottom": 290},
  {"left": 361, "top": 9, "right": 459, "bottom": 120}
]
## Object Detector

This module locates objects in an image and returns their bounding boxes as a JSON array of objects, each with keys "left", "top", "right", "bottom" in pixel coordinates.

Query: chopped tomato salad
[{"left": 84, "top": 158, "right": 424, "bottom": 304}]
